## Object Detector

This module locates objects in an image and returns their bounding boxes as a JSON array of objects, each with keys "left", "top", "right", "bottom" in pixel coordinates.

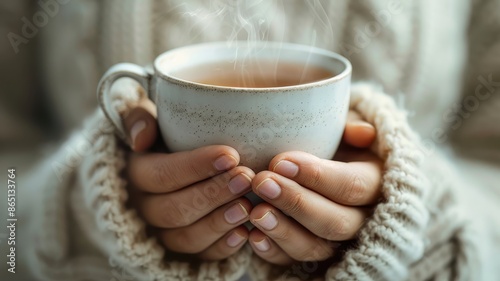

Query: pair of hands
[{"left": 123, "top": 99, "right": 383, "bottom": 265}]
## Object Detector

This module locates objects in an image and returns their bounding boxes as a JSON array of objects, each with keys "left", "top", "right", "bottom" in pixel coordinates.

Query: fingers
[
  {"left": 252, "top": 172, "right": 370, "bottom": 241},
  {"left": 249, "top": 229, "right": 294, "bottom": 265},
  {"left": 159, "top": 198, "right": 251, "bottom": 255},
  {"left": 270, "top": 151, "right": 382, "bottom": 206},
  {"left": 128, "top": 145, "right": 240, "bottom": 193},
  {"left": 343, "top": 111, "right": 376, "bottom": 148},
  {"left": 249, "top": 204, "right": 335, "bottom": 263},
  {"left": 122, "top": 99, "right": 158, "bottom": 152},
  {"left": 137, "top": 166, "right": 254, "bottom": 228},
  {"left": 197, "top": 226, "right": 249, "bottom": 260}
]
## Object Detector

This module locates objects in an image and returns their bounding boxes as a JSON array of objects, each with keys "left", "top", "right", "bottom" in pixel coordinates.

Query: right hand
[{"left": 122, "top": 99, "right": 254, "bottom": 260}]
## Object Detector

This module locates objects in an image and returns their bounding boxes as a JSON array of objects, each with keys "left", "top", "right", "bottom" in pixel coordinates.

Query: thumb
[
  {"left": 343, "top": 110, "right": 376, "bottom": 148},
  {"left": 122, "top": 99, "right": 158, "bottom": 152}
]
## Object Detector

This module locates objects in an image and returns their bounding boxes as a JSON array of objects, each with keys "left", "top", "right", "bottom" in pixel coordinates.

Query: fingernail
[
  {"left": 253, "top": 211, "right": 278, "bottom": 231},
  {"left": 226, "top": 232, "right": 246, "bottom": 247},
  {"left": 130, "top": 120, "right": 146, "bottom": 147},
  {"left": 273, "top": 160, "right": 299, "bottom": 178},
  {"left": 256, "top": 179, "right": 281, "bottom": 199},
  {"left": 228, "top": 173, "right": 252, "bottom": 194},
  {"left": 214, "top": 155, "right": 238, "bottom": 171},
  {"left": 224, "top": 203, "right": 248, "bottom": 224},
  {"left": 253, "top": 238, "right": 271, "bottom": 252}
]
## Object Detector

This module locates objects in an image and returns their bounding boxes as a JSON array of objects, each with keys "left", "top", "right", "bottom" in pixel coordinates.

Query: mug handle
[{"left": 97, "top": 63, "right": 154, "bottom": 141}]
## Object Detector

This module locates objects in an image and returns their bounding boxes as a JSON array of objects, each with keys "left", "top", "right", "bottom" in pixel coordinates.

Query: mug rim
[{"left": 153, "top": 41, "right": 352, "bottom": 92}]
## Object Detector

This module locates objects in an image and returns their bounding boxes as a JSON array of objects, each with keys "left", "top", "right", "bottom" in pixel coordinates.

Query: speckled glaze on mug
[{"left": 98, "top": 41, "right": 351, "bottom": 171}]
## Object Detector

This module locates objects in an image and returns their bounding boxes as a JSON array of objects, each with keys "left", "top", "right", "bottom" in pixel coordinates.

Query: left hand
[{"left": 248, "top": 111, "right": 383, "bottom": 265}]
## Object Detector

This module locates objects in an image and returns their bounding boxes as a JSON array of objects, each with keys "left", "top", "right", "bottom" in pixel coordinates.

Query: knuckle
[
  {"left": 305, "top": 163, "right": 322, "bottom": 189},
  {"left": 206, "top": 212, "right": 227, "bottom": 235},
  {"left": 185, "top": 153, "right": 211, "bottom": 179},
  {"left": 203, "top": 182, "right": 226, "bottom": 208},
  {"left": 283, "top": 192, "right": 306, "bottom": 217},
  {"left": 292, "top": 244, "right": 333, "bottom": 262},
  {"left": 271, "top": 226, "right": 292, "bottom": 243},
  {"left": 322, "top": 214, "right": 351, "bottom": 240},
  {"left": 343, "top": 172, "right": 367, "bottom": 205},
  {"left": 151, "top": 159, "right": 177, "bottom": 190},
  {"left": 201, "top": 180, "right": 224, "bottom": 202},
  {"left": 159, "top": 197, "right": 192, "bottom": 228}
]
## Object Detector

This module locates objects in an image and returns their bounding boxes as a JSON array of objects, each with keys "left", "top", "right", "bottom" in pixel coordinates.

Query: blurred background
[
  {"left": 1, "top": 1, "right": 50, "bottom": 150},
  {"left": 1, "top": 0, "right": 499, "bottom": 279}
]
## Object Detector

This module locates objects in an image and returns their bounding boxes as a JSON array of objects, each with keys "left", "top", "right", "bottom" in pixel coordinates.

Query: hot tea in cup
[{"left": 98, "top": 41, "right": 351, "bottom": 171}]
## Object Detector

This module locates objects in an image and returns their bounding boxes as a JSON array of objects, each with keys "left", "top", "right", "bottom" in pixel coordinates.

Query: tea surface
[{"left": 172, "top": 60, "right": 334, "bottom": 88}]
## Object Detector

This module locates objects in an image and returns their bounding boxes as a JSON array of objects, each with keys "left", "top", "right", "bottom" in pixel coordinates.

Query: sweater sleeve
[
  {"left": 248, "top": 83, "right": 447, "bottom": 281},
  {"left": 250, "top": 80, "right": 499, "bottom": 281},
  {"left": 17, "top": 80, "right": 252, "bottom": 281},
  {"left": 332, "top": 81, "right": 500, "bottom": 281}
]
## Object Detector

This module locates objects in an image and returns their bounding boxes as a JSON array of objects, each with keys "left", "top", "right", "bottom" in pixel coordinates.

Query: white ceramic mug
[{"left": 97, "top": 41, "right": 351, "bottom": 171}]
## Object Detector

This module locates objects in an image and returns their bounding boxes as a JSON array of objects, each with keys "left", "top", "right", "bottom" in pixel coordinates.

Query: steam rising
[
  {"left": 180, "top": 0, "right": 284, "bottom": 49},
  {"left": 172, "top": 0, "right": 334, "bottom": 87}
]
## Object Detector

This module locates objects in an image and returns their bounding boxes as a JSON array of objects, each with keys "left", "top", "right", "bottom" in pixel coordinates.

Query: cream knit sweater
[{"left": 9, "top": 0, "right": 500, "bottom": 280}]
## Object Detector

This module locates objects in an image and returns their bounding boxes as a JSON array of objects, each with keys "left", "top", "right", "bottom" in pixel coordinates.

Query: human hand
[
  {"left": 122, "top": 99, "right": 254, "bottom": 260},
  {"left": 248, "top": 111, "right": 383, "bottom": 265}
]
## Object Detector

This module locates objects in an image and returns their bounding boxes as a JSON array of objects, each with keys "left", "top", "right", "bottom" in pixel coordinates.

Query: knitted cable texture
[
  {"left": 79, "top": 82, "right": 252, "bottom": 281},
  {"left": 327, "top": 84, "right": 429, "bottom": 280},
  {"left": 323, "top": 84, "right": 428, "bottom": 280}
]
